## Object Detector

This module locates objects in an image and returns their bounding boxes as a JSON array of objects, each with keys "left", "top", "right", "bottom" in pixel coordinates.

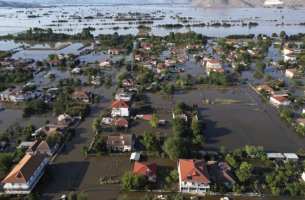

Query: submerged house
[
  {"left": 111, "top": 100, "right": 130, "bottom": 117},
  {"left": 106, "top": 134, "right": 135, "bottom": 152},
  {"left": 26, "top": 140, "right": 59, "bottom": 156}
]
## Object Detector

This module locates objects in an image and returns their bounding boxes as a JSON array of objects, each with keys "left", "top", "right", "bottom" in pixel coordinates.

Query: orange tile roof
[
  {"left": 179, "top": 159, "right": 210, "bottom": 183},
  {"left": 133, "top": 162, "right": 157, "bottom": 178},
  {"left": 111, "top": 100, "right": 129, "bottom": 108},
  {"left": 2, "top": 154, "right": 48, "bottom": 184}
]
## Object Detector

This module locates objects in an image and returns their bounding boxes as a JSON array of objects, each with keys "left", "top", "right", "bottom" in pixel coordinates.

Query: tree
[
  {"left": 48, "top": 54, "right": 57, "bottom": 61},
  {"left": 172, "top": 119, "right": 187, "bottom": 137},
  {"left": 236, "top": 162, "right": 253, "bottom": 183},
  {"left": 225, "top": 154, "right": 238, "bottom": 169},
  {"left": 280, "top": 109, "right": 293, "bottom": 123},
  {"left": 295, "top": 124, "right": 305, "bottom": 135},
  {"left": 163, "top": 136, "right": 188, "bottom": 160},
  {"left": 280, "top": 31, "right": 286, "bottom": 39},
  {"left": 68, "top": 192, "right": 77, "bottom": 200},
  {"left": 81, "top": 145, "right": 88, "bottom": 157},
  {"left": 92, "top": 118, "right": 101, "bottom": 133},
  {"left": 256, "top": 61, "right": 266, "bottom": 73},
  {"left": 244, "top": 145, "right": 264, "bottom": 159},
  {"left": 46, "top": 131, "right": 64, "bottom": 144},
  {"left": 121, "top": 172, "right": 147, "bottom": 190},
  {"left": 166, "top": 169, "right": 179, "bottom": 184},
  {"left": 0, "top": 154, "right": 13, "bottom": 177},
  {"left": 94, "top": 136, "right": 107, "bottom": 153},
  {"left": 27, "top": 193, "right": 40, "bottom": 200},
  {"left": 77, "top": 192, "right": 88, "bottom": 200},
  {"left": 22, "top": 124, "right": 36, "bottom": 140},
  {"left": 149, "top": 114, "right": 159, "bottom": 128},
  {"left": 141, "top": 131, "right": 158, "bottom": 152}
]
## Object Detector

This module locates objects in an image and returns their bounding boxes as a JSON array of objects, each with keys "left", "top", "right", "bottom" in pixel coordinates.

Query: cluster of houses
[
  {"left": 0, "top": 58, "right": 34, "bottom": 70},
  {"left": 128, "top": 153, "right": 236, "bottom": 194},
  {"left": 0, "top": 88, "right": 41, "bottom": 103},
  {"left": 49, "top": 53, "right": 76, "bottom": 67},
  {"left": 282, "top": 46, "right": 301, "bottom": 63},
  {"left": 1, "top": 113, "right": 77, "bottom": 194},
  {"left": 256, "top": 84, "right": 291, "bottom": 107},
  {"left": 100, "top": 79, "right": 138, "bottom": 131},
  {"left": 132, "top": 41, "right": 205, "bottom": 76}
]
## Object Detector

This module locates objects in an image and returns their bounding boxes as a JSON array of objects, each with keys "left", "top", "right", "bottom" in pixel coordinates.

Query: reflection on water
[{"left": 0, "top": 5, "right": 305, "bottom": 37}]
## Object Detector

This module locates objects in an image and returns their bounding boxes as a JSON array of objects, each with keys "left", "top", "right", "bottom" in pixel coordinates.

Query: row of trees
[
  {"left": 1, "top": 28, "right": 94, "bottom": 42},
  {"left": 0, "top": 68, "right": 33, "bottom": 92}
]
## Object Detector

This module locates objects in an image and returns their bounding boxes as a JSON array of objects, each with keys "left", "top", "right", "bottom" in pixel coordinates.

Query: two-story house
[
  {"left": 111, "top": 100, "right": 130, "bottom": 117},
  {"left": 178, "top": 159, "right": 211, "bottom": 193},
  {"left": 2, "top": 154, "right": 49, "bottom": 194}
]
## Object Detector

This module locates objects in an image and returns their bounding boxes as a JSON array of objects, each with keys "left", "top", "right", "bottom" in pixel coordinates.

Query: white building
[
  {"left": 111, "top": 100, "right": 130, "bottom": 117},
  {"left": 264, "top": 0, "right": 283, "bottom": 5},
  {"left": 178, "top": 159, "right": 211, "bottom": 193},
  {"left": 115, "top": 92, "right": 132, "bottom": 102},
  {"left": 285, "top": 69, "right": 301, "bottom": 79},
  {"left": 283, "top": 47, "right": 294, "bottom": 56},
  {"left": 283, "top": 153, "right": 299, "bottom": 162},
  {"left": 2, "top": 154, "right": 49, "bottom": 194},
  {"left": 99, "top": 59, "right": 112, "bottom": 67},
  {"left": 301, "top": 172, "right": 305, "bottom": 182},
  {"left": 270, "top": 96, "right": 291, "bottom": 107},
  {"left": 284, "top": 54, "right": 297, "bottom": 62}
]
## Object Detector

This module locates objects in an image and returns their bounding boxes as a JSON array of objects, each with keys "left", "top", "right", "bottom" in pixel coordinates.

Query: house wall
[
  {"left": 178, "top": 163, "right": 210, "bottom": 193},
  {"left": 111, "top": 107, "right": 129, "bottom": 117}
]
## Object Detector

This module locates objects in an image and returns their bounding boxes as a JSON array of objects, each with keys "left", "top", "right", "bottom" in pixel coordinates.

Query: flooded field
[{"left": 1, "top": 5, "right": 305, "bottom": 37}]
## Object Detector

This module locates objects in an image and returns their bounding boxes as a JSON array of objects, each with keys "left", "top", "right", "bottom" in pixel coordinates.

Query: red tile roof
[
  {"left": 207, "top": 59, "right": 221, "bottom": 64},
  {"left": 111, "top": 100, "right": 129, "bottom": 108},
  {"left": 114, "top": 118, "right": 129, "bottom": 127},
  {"left": 133, "top": 162, "right": 157, "bottom": 179},
  {"left": 179, "top": 159, "right": 210, "bottom": 183},
  {"left": 271, "top": 96, "right": 290, "bottom": 103}
]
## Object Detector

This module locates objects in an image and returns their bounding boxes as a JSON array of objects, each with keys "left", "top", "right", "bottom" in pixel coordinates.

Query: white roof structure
[
  {"left": 130, "top": 152, "right": 140, "bottom": 161},
  {"left": 57, "top": 114, "right": 72, "bottom": 122},
  {"left": 301, "top": 172, "right": 305, "bottom": 182},
  {"left": 17, "top": 141, "right": 35, "bottom": 149},
  {"left": 266, "top": 153, "right": 285, "bottom": 159},
  {"left": 283, "top": 153, "right": 299, "bottom": 160}
]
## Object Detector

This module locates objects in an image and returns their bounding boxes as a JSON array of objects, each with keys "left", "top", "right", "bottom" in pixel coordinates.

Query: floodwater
[{"left": 1, "top": 5, "right": 305, "bottom": 37}]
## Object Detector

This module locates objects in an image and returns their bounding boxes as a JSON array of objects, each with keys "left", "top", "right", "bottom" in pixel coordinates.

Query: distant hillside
[
  {"left": 0, "top": 0, "right": 39, "bottom": 7},
  {"left": 192, "top": 0, "right": 305, "bottom": 8},
  {"left": 8, "top": 0, "right": 191, "bottom": 5}
]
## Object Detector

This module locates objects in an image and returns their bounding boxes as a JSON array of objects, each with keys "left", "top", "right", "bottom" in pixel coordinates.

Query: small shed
[
  {"left": 130, "top": 152, "right": 140, "bottom": 162},
  {"left": 266, "top": 153, "right": 285, "bottom": 161},
  {"left": 283, "top": 153, "right": 299, "bottom": 162},
  {"left": 17, "top": 141, "right": 35, "bottom": 149}
]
